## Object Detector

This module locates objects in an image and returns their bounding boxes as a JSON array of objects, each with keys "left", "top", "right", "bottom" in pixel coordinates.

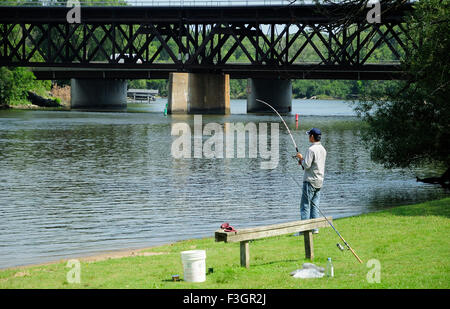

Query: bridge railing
[{"left": 0, "top": 0, "right": 310, "bottom": 7}]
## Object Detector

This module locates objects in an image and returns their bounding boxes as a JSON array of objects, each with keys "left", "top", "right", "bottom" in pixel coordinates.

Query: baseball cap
[{"left": 306, "top": 128, "right": 321, "bottom": 136}]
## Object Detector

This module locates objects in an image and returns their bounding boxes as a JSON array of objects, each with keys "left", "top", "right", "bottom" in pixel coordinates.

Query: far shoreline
[{"left": 0, "top": 97, "right": 355, "bottom": 111}]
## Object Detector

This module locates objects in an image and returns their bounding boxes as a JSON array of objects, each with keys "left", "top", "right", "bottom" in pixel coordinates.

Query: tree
[
  {"left": 0, "top": 67, "right": 36, "bottom": 106},
  {"left": 354, "top": 0, "right": 450, "bottom": 187}
]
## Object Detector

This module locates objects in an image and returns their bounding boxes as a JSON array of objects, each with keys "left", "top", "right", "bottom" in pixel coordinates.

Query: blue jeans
[{"left": 300, "top": 181, "right": 321, "bottom": 223}]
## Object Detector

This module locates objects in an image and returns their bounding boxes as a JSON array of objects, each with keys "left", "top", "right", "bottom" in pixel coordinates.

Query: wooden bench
[{"left": 215, "top": 217, "right": 332, "bottom": 268}]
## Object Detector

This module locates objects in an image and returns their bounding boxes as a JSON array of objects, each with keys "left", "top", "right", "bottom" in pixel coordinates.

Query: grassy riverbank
[{"left": 1, "top": 198, "right": 448, "bottom": 289}]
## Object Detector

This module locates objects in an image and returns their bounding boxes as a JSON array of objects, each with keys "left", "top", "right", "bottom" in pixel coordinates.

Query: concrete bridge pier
[
  {"left": 247, "top": 78, "right": 292, "bottom": 114},
  {"left": 168, "top": 73, "right": 230, "bottom": 114},
  {"left": 70, "top": 79, "right": 127, "bottom": 111}
]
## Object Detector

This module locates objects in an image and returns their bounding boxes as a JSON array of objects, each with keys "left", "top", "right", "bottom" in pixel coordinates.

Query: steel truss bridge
[{"left": 0, "top": 1, "right": 413, "bottom": 80}]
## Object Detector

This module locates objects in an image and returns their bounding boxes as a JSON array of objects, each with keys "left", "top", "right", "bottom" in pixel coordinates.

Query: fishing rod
[
  {"left": 255, "top": 99, "right": 304, "bottom": 170},
  {"left": 291, "top": 176, "right": 363, "bottom": 264}
]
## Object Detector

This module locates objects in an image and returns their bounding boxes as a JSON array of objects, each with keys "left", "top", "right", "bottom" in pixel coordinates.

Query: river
[{"left": 0, "top": 99, "right": 447, "bottom": 268}]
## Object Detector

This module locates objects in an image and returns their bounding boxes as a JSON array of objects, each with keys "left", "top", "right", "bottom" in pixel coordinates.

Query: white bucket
[{"left": 181, "top": 250, "right": 206, "bottom": 282}]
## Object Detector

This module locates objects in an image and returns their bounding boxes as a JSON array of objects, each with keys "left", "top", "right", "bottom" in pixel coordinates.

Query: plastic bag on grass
[{"left": 290, "top": 263, "right": 325, "bottom": 279}]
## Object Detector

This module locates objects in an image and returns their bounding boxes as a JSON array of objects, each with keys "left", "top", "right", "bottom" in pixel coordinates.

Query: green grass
[{"left": 1, "top": 198, "right": 449, "bottom": 289}]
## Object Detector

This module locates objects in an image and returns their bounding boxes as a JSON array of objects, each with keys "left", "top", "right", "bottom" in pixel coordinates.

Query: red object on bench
[{"left": 220, "top": 223, "right": 237, "bottom": 232}]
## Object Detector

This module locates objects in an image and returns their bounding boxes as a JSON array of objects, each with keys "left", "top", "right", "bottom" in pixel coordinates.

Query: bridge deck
[{"left": 0, "top": 4, "right": 411, "bottom": 23}]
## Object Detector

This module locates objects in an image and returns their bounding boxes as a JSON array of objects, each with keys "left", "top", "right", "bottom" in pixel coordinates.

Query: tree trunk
[
  {"left": 27, "top": 91, "right": 62, "bottom": 108},
  {"left": 416, "top": 167, "right": 450, "bottom": 188}
]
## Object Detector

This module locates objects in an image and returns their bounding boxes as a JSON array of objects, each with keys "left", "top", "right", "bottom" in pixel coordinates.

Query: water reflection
[{"left": 0, "top": 101, "right": 447, "bottom": 268}]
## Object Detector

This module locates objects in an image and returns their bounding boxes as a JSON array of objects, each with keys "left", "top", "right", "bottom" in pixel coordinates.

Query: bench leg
[
  {"left": 240, "top": 241, "right": 250, "bottom": 268},
  {"left": 304, "top": 231, "right": 314, "bottom": 260}
]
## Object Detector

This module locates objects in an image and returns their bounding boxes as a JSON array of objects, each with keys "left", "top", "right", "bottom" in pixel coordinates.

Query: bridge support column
[
  {"left": 70, "top": 79, "right": 127, "bottom": 111},
  {"left": 168, "top": 73, "right": 230, "bottom": 114},
  {"left": 167, "top": 73, "right": 189, "bottom": 114},
  {"left": 247, "top": 78, "right": 292, "bottom": 113}
]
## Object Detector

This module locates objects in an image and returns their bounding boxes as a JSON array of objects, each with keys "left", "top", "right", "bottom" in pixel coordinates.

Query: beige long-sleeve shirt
[{"left": 302, "top": 141, "right": 327, "bottom": 188}]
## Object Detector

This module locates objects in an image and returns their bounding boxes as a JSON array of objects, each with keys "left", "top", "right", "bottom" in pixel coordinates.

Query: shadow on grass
[
  {"left": 385, "top": 198, "right": 450, "bottom": 219},
  {"left": 162, "top": 279, "right": 184, "bottom": 283},
  {"left": 250, "top": 259, "right": 299, "bottom": 268}
]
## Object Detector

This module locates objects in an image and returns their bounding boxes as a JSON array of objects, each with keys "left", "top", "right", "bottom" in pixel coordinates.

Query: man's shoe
[{"left": 312, "top": 229, "right": 319, "bottom": 234}]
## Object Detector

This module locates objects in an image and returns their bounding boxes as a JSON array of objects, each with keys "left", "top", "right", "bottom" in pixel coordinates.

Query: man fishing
[
  {"left": 256, "top": 99, "right": 361, "bottom": 263},
  {"left": 296, "top": 128, "right": 327, "bottom": 234}
]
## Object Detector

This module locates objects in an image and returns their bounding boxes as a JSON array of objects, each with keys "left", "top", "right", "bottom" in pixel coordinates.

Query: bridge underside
[
  {"left": 0, "top": 4, "right": 411, "bottom": 80},
  {"left": 30, "top": 64, "right": 402, "bottom": 80}
]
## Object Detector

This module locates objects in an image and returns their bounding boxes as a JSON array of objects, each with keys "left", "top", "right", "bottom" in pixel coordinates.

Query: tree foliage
[
  {"left": 0, "top": 67, "right": 36, "bottom": 105},
  {"left": 354, "top": 0, "right": 450, "bottom": 170}
]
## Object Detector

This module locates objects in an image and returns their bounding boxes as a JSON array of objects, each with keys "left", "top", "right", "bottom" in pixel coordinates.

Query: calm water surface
[{"left": 0, "top": 99, "right": 447, "bottom": 268}]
